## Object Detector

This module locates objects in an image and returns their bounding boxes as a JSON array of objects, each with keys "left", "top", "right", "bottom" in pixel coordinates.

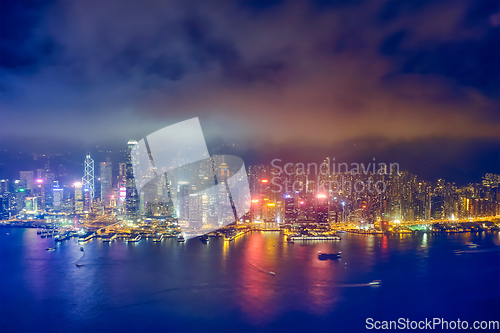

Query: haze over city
[
  {"left": 0, "top": 1, "right": 499, "bottom": 333},
  {"left": 1, "top": 0, "right": 499, "bottom": 184}
]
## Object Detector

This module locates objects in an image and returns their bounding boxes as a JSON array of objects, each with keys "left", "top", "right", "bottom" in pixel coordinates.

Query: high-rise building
[
  {"left": 74, "top": 182, "right": 83, "bottom": 213},
  {"left": 52, "top": 188, "right": 63, "bottom": 211},
  {"left": 125, "top": 141, "right": 139, "bottom": 220},
  {"left": 100, "top": 160, "right": 113, "bottom": 207},
  {"left": 19, "top": 171, "right": 34, "bottom": 192},
  {"left": 118, "top": 163, "right": 127, "bottom": 182},
  {"left": 0, "top": 194, "right": 11, "bottom": 220},
  {"left": 178, "top": 184, "right": 190, "bottom": 223},
  {"left": 431, "top": 194, "right": 444, "bottom": 219},
  {"left": 82, "top": 154, "right": 95, "bottom": 199},
  {"left": 189, "top": 193, "right": 203, "bottom": 229},
  {"left": 0, "top": 179, "right": 9, "bottom": 194},
  {"left": 284, "top": 194, "right": 295, "bottom": 226},
  {"left": 25, "top": 197, "right": 38, "bottom": 212},
  {"left": 315, "top": 194, "right": 329, "bottom": 224}
]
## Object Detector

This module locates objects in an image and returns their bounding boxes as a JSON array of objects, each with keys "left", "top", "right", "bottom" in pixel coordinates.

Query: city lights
[{"left": 0, "top": 2, "right": 498, "bottom": 331}]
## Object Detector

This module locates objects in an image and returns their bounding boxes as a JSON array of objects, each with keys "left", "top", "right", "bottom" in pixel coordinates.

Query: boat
[
  {"left": 75, "top": 263, "right": 83, "bottom": 267},
  {"left": 200, "top": 234, "right": 209, "bottom": 243},
  {"left": 80, "top": 247, "right": 84, "bottom": 252},
  {"left": 318, "top": 251, "right": 342, "bottom": 260},
  {"left": 37, "top": 229, "right": 42, "bottom": 235},
  {"left": 46, "top": 247, "right": 56, "bottom": 251},
  {"left": 466, "top": 242, "right": 478, "bottom": 248},
  {"left": 269, "top": 271, "right": 275, "bottom": 276},
  {"left": 289, "top": 234, "right": 341, "bottom": 241},
  {"left": 369, "top": 280, "right": 382, "bottom": 286},
  {"left": 177, "top": 234, "right": 185, "bottom": 243}
]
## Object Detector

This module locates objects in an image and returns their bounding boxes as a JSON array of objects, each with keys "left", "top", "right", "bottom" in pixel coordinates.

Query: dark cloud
[{"left": 0, "top": 0, "right": 498, "bottom": 182}]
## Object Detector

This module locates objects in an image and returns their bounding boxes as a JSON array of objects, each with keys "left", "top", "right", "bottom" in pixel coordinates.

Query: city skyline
[
  {"left": 1, "top": 142, "right": 498, "bottom": 226},
  {"left": 1, "top": 0, "right": 499, "bottom": 186},
  {"left": 1, "top": 1, "right": 499, "bottom": 332}
]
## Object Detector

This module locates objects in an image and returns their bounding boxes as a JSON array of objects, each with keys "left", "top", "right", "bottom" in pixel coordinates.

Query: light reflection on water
[{"left": 0, "top": 228, "right": 499, "bottom": 332}]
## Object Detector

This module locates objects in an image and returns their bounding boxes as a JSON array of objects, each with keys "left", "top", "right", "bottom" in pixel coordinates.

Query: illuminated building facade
[
  {"left": 82, "top": 154, "right": 95, "bottom": 200},
  {"left": 125, "top": 141, "right": 139, "bottom": 220},
  {"left": 100, "top": 160, "right": 112, "bottom": 207}
]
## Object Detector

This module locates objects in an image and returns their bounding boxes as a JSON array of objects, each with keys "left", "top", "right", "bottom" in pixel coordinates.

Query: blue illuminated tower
[{"left": 82, "top": 154, "right": 95, "bottom": 200}]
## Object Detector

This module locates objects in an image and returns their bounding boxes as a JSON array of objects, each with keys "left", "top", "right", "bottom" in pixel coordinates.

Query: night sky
[{"left": 1, "top": 0, "right": 499, "bottom": 184}]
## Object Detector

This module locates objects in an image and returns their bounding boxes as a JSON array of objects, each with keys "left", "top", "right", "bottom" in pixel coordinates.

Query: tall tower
[
  {"left": 82, "top": 154, "right": 95, "bottom": 199},
  {"left": 100, "top": 159, "right": 112, "bottom": 207},
  {"left": 125, "top": 141, "right": 139, "bottom": 220},
  {"left": 19, "top": 171, "right": 34, "bottom": 192},
  {"left": 74, "top": 182, "right": 83, "bottom": 213}
]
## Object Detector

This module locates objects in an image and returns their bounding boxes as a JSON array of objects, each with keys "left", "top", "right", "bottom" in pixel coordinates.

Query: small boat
[
  {"left": 466, "top": 242, "right": 478, "bottom": 248},
  {"left": 369, "top": 280, "right": 382, "bottom": 286},
  {"left": 46, "top": 247, "right": 56, "bottom": 251},
  {"left": 37, "top": 229, "right": 42, "bottom": 235},
  {"left": 80, "top": 247, "right": 84, "bottom": 252},
  {"left": 177, "top": 234, "right": 185, "bottom": 243},
  {"left": 318, "top": 251, "right": 342, "bottom": 260},
  {"left": 200, "top": 235, "right": 209, "bottom": 243},
  {"left": 75, "top": 263, "right": 83, "bottom": 267},
  {"left": 269, "top": 271, "right": 275, "bottom": 276}
]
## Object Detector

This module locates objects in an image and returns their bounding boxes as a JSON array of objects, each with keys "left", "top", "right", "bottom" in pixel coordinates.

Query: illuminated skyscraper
[
  {"left": 188, "top": 193, "right": 203, "bottom": 229},
  {"left": 0, "top": 180, "right": 9, "bottom": 194},
  {"left": 74, "top": 182, "right": 83, "bottom": 213},
  {"left": 100, "top": 160, "right": 112, "bottom": 206},
  {"left": 19, "top": 171, "right": 34, "bottom": 192},
  {"left": 316, "top": 194, "right": 329, "bottom": 224},
  {"left": 82, "top": 154, "right": 95, "bottom": 199},
  {"left": 52, "top": 188, "right": 63, "bottom": 211},
  {"left": 284, "top": 194, "right": 295, "bottom": 226},
  {"left": 178, "top": 184, "right": 190, "bottom": 223},
  {"left": 125, "top": 141, "right": 139, "bottom": 220},
  {"left": 118, "top": 163, "right": 126, "bottom": 182}
]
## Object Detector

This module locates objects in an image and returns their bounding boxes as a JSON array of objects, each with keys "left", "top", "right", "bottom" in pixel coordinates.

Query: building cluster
[
  {"left": 1, "top": 142, "right": 499, "bottom": 231},
  {"left": 0, "top": 153, "right": 129, "bottom": 220},
  {"left": 244, "top": 164, "right": 500, "bottom": 229}
]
